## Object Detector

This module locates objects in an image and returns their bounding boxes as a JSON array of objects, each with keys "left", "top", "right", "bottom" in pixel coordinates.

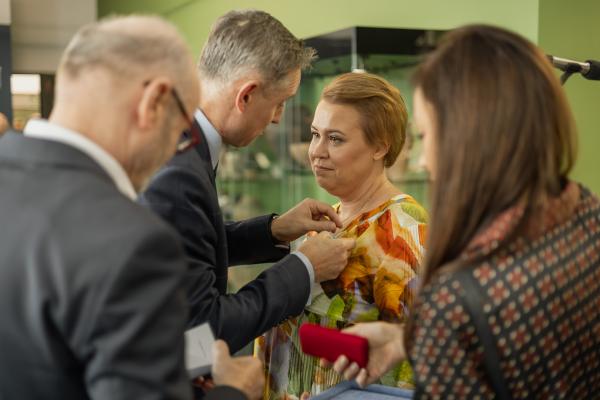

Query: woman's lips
[{"left": 313, "top": 164, "right": 334, "bottom": 171}]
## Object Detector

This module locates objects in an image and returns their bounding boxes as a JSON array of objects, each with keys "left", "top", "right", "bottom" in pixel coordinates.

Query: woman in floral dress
[{"left": 255, "top": 72, "right": 427, "bottom": 399}]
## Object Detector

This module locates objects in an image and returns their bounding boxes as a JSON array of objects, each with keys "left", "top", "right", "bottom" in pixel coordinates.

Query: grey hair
[
  {"left": 199, "top": 9, "right": 316, "bottom": 86},
  {"left": 59, "top": 15, "right": 193, "bottom": 85}
]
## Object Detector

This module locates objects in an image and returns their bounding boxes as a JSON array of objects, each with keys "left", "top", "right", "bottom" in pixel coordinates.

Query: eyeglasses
[
  {"left": 170, "top": 88, "right": 200, "bottom": 153},
  {"left": 142, "top": 80, "right": 199, "bottom": 154}
]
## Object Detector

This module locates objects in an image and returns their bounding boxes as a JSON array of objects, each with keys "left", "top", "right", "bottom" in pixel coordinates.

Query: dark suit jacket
[
  {"left": 0, "top": 132, "right": 193, "bottom": 400},
  {"left": 139, "top": 121, "right": 311, "bottom": 352}
]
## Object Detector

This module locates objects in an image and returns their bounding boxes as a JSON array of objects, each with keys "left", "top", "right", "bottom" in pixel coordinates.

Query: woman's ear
[
  {"left": 137, "top": 78, "right": 171, "bottom": 130},
  {"left": 234, "top": 80, "right": 259, "bottom": 113},
  {"left": 373, "top": 141, "right": 390, "bottom": 161}
]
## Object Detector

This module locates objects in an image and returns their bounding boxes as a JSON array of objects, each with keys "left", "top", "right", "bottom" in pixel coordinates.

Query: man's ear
[
  {"left": 234, "top": 80, "right": 259, "bottom": 113},
  {"left": 137, "top": 78, "right": 171, "bottom": 129}
]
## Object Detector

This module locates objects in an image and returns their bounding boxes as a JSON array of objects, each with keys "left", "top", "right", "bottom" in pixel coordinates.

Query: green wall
[
  {"left": 98, "top": 0, "right": 600, "bottom": 194},
  {"left": 538, "top": 0, "right": 600, "bottom": 194},
  {"left": 98, "top": 0, "right": 539, "bottom": 57}
]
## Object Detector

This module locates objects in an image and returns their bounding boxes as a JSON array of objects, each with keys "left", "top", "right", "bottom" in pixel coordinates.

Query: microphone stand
[
  {"left": 547, "top": 54, "right": 600, "bottom": 85},
  {"left": 559, "top": 65, "right": 577, "bottom": 85}
]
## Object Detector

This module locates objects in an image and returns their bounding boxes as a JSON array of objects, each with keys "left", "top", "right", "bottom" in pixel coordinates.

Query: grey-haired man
[{"left": 140, "top": 9, "right": 355, "bottom": 354}]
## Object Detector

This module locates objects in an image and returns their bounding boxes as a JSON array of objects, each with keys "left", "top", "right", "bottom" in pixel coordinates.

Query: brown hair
[
  {"left": 414, "top": 24, "right": 577, "bottom": 286},
  {"left": 321, "top": 72, "right": 408, "bottom": 167}
]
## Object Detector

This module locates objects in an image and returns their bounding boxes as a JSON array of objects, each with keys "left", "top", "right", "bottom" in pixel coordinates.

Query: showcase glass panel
[{"left": 220, "top": 27, "right": 444, "bottom": 297}]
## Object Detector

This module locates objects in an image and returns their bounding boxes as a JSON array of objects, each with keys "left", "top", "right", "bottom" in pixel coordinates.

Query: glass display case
[{"left": 220, "top": 26, "right": 445, "bottom": 295}]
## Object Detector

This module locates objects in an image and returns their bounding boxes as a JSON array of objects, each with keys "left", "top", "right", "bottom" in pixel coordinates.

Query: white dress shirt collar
[
  {"left": 194, "top": 108, "right": 222, "bottom": 170},
  {"left": 23, "top": 119, "right": 137, "bottom": 200}
]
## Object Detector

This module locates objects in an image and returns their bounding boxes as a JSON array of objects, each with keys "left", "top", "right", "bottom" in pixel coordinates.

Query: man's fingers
[
  {"left": 310, "top": 201, "right": 342, "bottom": 227},
  {"left": 316, "top": 230, "right": 333, "bottom": 239},
  {"left": 212, "top": 340, "right": 230, "bottom": 361},
  {"left": 194, "top": 377, "right": 216, "bottom": 391},
  {"left": 305, "top": 219, "right": 337, "bottom": 233},
  {"left": 339, "top": 238, "right": 356, "bottom": 250}
]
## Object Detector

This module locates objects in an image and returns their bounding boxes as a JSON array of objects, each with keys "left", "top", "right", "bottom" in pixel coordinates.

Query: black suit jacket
[
  {"left": 0, "top": 132, "right": 192, "bottom": 400},
  {"left": 139, "top": 121, "right": 311, "bottom": 352}
]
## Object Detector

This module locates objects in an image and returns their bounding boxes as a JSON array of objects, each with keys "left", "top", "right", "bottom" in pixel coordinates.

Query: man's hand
[
  {"left": 321, "top": 322, "right": 406, "bottom": 387},
  {"left": 271, "top": 199, "right": 343, "bottom": 243},
  {"left": 298, "top": 232, "right": 355, "bottom": 282},
  {"left": 211, "top": 340, "right": 264, "bottom": 400}
]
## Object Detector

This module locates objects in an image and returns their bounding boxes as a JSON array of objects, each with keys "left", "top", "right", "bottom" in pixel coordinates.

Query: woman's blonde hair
[{"left": 321, "top": 72, "right": 408, "bottom": 167}]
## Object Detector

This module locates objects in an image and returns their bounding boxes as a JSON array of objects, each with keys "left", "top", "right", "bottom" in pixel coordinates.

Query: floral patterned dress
[{"left": 255, "top": 194, "right": 428, "bottom": 399}]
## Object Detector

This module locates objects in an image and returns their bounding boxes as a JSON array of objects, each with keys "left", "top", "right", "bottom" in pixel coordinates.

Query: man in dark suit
[
  {"left": 0, "top": 16, "right": 263, "bottom": 400},
  {"left": 140, "top": 10, "right": 355, "bottom": 353}
]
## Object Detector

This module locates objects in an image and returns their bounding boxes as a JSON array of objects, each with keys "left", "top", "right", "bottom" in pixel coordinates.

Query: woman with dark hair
[
  {"left": 329, "top": 25, "right": 600, "bottom": 398},
  {"left": 255, "top": 72, "right": 428, "bottom": 399}
]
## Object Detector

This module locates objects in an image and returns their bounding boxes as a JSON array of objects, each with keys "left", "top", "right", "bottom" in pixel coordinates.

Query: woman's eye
[
  {"left": 329, "top": 136, "right": 342, "bottom": 144},
  {"left": 311, "top": 131, "right": 319, "bottom": 138}
]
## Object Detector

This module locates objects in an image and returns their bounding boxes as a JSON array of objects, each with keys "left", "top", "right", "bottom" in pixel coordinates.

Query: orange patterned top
[{"left": 255, "top": 194, "right": 428, "bottom": 399}]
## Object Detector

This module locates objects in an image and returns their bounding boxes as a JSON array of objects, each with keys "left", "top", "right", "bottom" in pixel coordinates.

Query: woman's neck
[{"left": 337, "top": 174, "right": 400, "bottom": 225}]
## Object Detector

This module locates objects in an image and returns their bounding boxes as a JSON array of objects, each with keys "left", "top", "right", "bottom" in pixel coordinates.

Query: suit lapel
[{"left": 191, "top": 122, "right": 217, "bottom": 185}]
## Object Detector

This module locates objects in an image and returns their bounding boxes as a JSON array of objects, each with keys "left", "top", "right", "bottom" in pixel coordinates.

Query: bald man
[{"left": 0, "top": 16, "right": 262, "bottom": 400}]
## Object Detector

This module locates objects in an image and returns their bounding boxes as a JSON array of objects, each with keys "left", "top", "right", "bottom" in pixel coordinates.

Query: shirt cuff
[
  {"left": 291, "top": 250, "right": 314, "bottom": 306},
  {"left": 269, "top": 214, "right": 291, "bottom": 251}
]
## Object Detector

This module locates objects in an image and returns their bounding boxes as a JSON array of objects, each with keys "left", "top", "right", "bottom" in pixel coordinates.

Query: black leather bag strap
[{"left": 456, "top": 268, "right": 512, "bottom": 400}]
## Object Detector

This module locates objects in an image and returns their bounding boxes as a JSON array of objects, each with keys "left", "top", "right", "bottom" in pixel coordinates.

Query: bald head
[
  {"left": 51, "top": 15, "right": 199, "bottom": 192},
  {"left": 58, "top": 15, "right": 196, "bottom": 105}
]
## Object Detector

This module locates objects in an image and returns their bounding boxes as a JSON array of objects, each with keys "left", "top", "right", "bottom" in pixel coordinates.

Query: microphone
[{"left": 547, "top": 55, "right": 600, "bottom": 81}]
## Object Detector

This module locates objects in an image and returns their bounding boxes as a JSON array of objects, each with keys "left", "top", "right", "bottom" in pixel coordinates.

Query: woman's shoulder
[
  {"left": 383, "top": 193, "right": 429, "bottom": 224},
  {"left": 417, "top": 257, "right": 512, "bottom": 320},
  {"left": 415, "top": 260, "right": 487, "bottom": 312}
]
